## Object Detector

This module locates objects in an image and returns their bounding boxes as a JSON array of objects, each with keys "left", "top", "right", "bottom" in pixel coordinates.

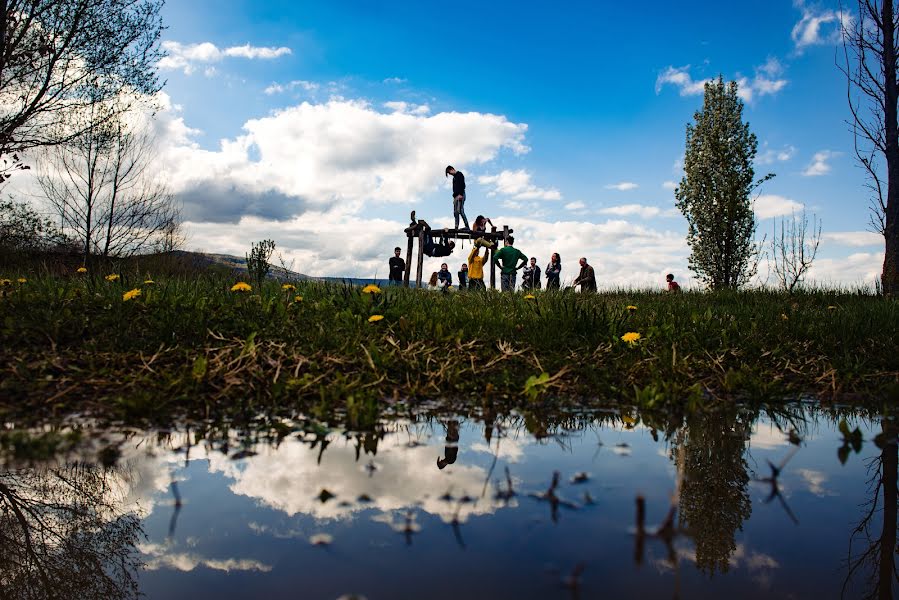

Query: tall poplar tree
[{"left": 675, "top": 77, "right": 771, "bottom": 289}]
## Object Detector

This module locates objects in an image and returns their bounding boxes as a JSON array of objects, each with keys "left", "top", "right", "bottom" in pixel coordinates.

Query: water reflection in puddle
[{"left": 1, "top": 406, "right": 895, "bottom": 599}]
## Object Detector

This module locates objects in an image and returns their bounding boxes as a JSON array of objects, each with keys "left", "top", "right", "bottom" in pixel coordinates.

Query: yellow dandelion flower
[
  {"left": 105, "top": 274, "right": 120, "bottom": 282},
  {"left": 524, "top": 294, "right": 536, "bottom": 300},
  {"left": 294, "top": 295, "right": 303, "bottom": 302},
  {"left": 361, "top": 284, "right": 381, "bottom": 294},
  {"left": 0, "top": 279, "right": 11, "bottom": 286},
  {"left": 781, "top": 313, "right": 789, "bottom": 321},
  {"left": 144, "top": 279, "right": 155, "bottom": 285},
  {"left": 626, "top": 305, "right": 637, "bottom": 311},
  {"left": 621, "top": 332, "right": 641, "bottom": 344},
  {"left": 16, "top": 278, "right": 26, "bottom": 284},
  {"left": 368, "top": 314, "right": 384, "bottom": 323},
  {"left": 123, "top": 288, "right": 141, "bottom": 301},
  {"left": 282, "top": 283, "right": 296, "bottom": 291},
  {"left": 76, "top": 266, "right": 88, "bottom": 273},
  {"left": 827, "top": 305, "right": 837, "bottom": 310},
  {"left": 231, "top": 282, "right": 252, "bottom": 292}
]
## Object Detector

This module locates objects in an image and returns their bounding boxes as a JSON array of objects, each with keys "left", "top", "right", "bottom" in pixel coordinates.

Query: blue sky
[{"left": 127, "top": 0, "right": 882, "bottom": 286}]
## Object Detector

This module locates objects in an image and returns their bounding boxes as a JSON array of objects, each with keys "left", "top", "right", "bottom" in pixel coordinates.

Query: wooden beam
[
  {"left": 416, "top": 227, "right": 425, "bottom": 288},
  {"left": 489, "top": 226, "right": 496, "bottom": 290},
  {"left": 403, "top": 234, "right": 413, "bottom": 287}
]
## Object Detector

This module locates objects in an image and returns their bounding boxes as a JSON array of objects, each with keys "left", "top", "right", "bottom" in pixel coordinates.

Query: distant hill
[{"left": 173, "top": 250, "right": 392, "bottom": 285}]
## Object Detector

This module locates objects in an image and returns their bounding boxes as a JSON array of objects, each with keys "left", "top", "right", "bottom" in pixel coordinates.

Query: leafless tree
[
  {"left": 0, "top": 0, "right": 164, "bottom": 183},
  {"left": 770, "top": 209, "right": 822, "bottom": 293},
  {"left": 38, "top": 98, "right": 181, "bottom": 263},
  {"left": 840, "top": 0, "right": 899, "bottom": 294}
]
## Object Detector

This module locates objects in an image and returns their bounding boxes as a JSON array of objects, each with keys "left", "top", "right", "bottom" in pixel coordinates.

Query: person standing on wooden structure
[
  {"left": 493, "top": 235, "right": 528, "bottom": 292},
  {"left": 445, "top": 166, "right": 471, "bottom": 231},
  {"left": 573, "top": 257, "right": 597, "bottom": 292},
  {"left": 388, "top": 247, "right": 405, "bottom": 286}
]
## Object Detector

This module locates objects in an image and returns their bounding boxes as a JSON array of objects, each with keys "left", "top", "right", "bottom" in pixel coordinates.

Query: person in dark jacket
[
  {"left": 522, "top": 257, "right": 541, "bottom": 290},
  {"left": 545, "top": 253, "right": 561, "bottom": 290},
  {"left": 437, "top": 263, "right": 452, "bottom": 289},
  {"left": 388, "top": 247, "right": 405, "bottom": 285},
  {"left": 423, "top": 229, "right": 455, "bottom": 257},
  {"left": 458, "top": 263, "right": 468, "bottom": 290},
  {"left": 445, "top": 165, "right": 471, "bottom": 231},
  {"left": 573, "top": 257, "right": 597, "bottom": 292}
]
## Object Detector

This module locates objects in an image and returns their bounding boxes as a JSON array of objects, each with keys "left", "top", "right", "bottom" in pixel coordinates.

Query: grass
[{"left": 0, "top": 264, "right": 898, "bottom": 426}]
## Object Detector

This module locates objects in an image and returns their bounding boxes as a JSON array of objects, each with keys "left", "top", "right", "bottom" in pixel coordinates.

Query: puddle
[{"left": 0, "top": 405, "right": 894, "bottom": 599}]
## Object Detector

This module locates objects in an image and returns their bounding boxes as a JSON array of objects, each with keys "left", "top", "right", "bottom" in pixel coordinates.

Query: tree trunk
[{"left": 882, "top": 0, "right": 899, "bottom": 295}]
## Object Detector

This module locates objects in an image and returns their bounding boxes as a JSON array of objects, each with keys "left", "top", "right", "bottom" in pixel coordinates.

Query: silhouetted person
[
  {"left": 445, "top": 166, "right": 471, "bottom": 230},
  {"left": 389, "top": 247, "right": 405, "bottom": 285}
]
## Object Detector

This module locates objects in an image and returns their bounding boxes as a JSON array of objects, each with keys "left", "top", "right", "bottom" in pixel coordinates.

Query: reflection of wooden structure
[{"left": 403, "top": 211, "right": 513, "bottom": 289}]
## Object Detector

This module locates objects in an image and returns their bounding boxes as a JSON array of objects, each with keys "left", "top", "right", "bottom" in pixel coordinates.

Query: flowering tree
[{"left": 675, "top": 77, "right": 772, "bottom": 290}]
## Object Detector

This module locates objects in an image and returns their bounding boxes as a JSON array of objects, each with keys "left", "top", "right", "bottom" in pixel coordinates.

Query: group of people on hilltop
[{"left": 385, "top": 164, "right": 682, "bottom": 292}]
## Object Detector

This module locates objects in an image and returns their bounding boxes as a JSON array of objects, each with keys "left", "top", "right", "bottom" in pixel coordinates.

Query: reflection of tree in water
[
  {"left": 0, "top": 463, "right": 143, "bottom": 600},
  {"left": 676, "top": 409, "right": 754, "bottom": 575},
  {"left": 843, "top": 420, "right": 898, "bottom": 600}
]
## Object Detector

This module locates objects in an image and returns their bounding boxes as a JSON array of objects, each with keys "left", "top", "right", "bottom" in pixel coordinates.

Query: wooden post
[
  {"left": 416, "top": 228, "right": 425, "bottom": 288},
  {"left": 403, "top": 233, "right": 414, "bottom": 287},
  {"left": 489, "top": 226, "right": 497, "bottom": 290}
]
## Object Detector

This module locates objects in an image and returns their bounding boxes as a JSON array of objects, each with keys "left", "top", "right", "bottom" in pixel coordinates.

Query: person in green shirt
[{"left": 492, "top": 235, "right": 528, "bottom": 291}]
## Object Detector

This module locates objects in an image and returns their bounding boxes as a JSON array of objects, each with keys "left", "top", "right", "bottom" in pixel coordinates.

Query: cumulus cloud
[
  {"left": 656, "top": 60, "right": 788, "bottom": 103},
  {"left": 662, "top": 181, "right": 677, "bottom": 190},
  {"left": 598, "top": 204, "right": 678, "bottom": 219},
  {"left": 154, "top": 96, "right": 529, "bottom": 224},
  {"left": 755, "top": 194, "right": 804, "bottom": 219},
  {"left": 564, "top": 201, "right": 586, "bottom": 211},
  {"left": 383, "top": 101, "right": 431, "bottom": 116},
  {"left": 264, "top": 80, "right": 320, "bottom": 95},
  {"left": 792, "top": 1, "right": 849, "bottom": 52},
  {"left": 139, "top": 542, "right": 272, "bottom": 573},
  {"left": 478, "top": 169, "right": 562, "bottom": 200},
  {"left": 655, "top": 66, "right": 709, "bottom": 96},
  {"left": 604, "top": 182, "right": 639, "bottom": 191},
  {"left": 805, "top": 251, "right": 884, "bottom": 287},
  {"left": 158, "top": 41, "right": 292, "bottom": 75},
  {"left": 803, "top": 150, "right": 838, "bottom": 176},
  {"left": 821, "top": 231, "right": 882, "bottom": 247},
  {"left": 757, "top": 144, "right": 797, "bottom": 165}
]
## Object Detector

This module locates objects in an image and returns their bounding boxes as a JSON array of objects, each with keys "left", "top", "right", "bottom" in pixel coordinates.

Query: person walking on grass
[
  {"left": 445, "top": 166, "right": 471, "bottom": 231},
  {"left": 545, "top": 253, "right": 561, "bottom": 290},
  {"left": 468, "top": 245, "right": 487, "bottom": 291},
  {"left": 458, "top": 263, "right": 468, "bottom": 290},
  {"left": 573, "top": 257, "right": 597, "bottom": 292},
  {"left": 493, "top": 235, "right": 527, "bottom": 292},
  {"left": 388, "top": 247, "right": 405, "bottom": 285},
  {"left": 666, "top": 273, "right": 681, "bottom": 292}
]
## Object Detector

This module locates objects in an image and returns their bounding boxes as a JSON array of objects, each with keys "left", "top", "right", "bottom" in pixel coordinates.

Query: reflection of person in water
[{"left": 437, "top": 419, "right": 460, "bottom": 470}]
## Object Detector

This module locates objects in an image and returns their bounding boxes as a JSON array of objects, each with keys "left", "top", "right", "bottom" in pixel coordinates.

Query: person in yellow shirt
[{"left": 468, "top": 245, "right": 487, "bottom": 291}]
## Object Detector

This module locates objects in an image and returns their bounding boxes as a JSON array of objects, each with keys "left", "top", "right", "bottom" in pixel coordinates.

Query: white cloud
[
  {"left": 655, "top": 65, "right": 709, "bottom": 96},
  {"left": 383, "top": 101, "right": 431, "bottom": 116},
  {"left": 604, "top": 182, "right": 639, "bottom": 191},
  {"left": 158, "top": 41, "right": 291, "bottom": 75},
  {"left": 791, "top": 1, "right": 848, "bottom": 51},
  {"left": 383, "top": 77, "right": 408, "bottom": 84},
  {"left": 822, "top": 231, "right": 882, "bottom": 247},
  {"left": 264, "top": 80, "right": 320, "bottom": 95},
  {"left": 796, "top": 469, "right": 835, "bottom": 497},
  {"left": 139, "top": 542, "right": 272, "bottom": 573},
  {"left": 598, "top": 204, "right": 678, "bottom": 219},
  {"left": 478, "top": 169, "right": 562, "bottom": 201},
  {"left": 805, "top": 251, "right": 884, "bottom": 288},
  {"left": 657, "top": 61, "right": 788, "bottom": 103},
  {"left": 662, "top": 181, "right": 677, "bottom": 190},
  {"left": 564, "top": 201, "right": 586, "bottom": 211},
  {"left": 757, "top": 144, "right": 797, "bottom": 165},
  {"left": 803, "top": 150, "right": 838, "bottom": 176},
  {"left": 755, "top": 194, "right": 804, "bottom": 219}
]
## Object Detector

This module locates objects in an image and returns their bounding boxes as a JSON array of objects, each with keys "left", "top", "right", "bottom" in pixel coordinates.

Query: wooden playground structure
[{"left": 402, "top": 211, "right": 514, "bottom": 288}]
